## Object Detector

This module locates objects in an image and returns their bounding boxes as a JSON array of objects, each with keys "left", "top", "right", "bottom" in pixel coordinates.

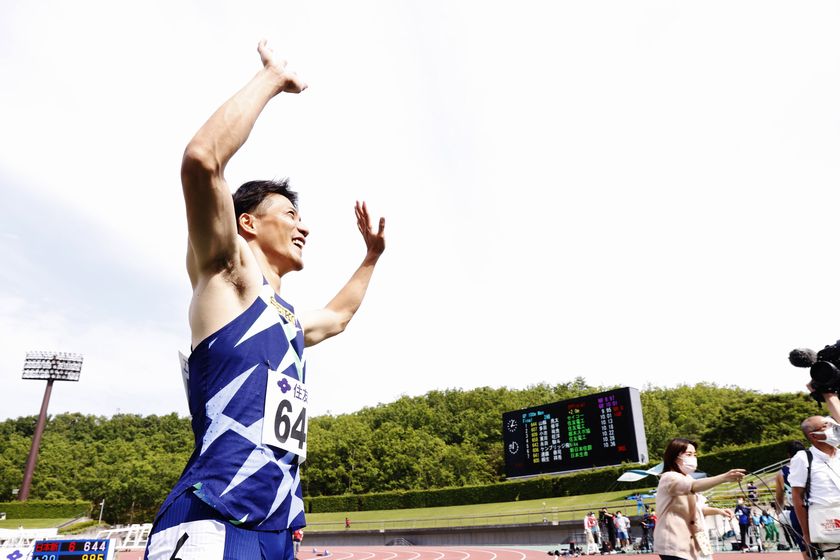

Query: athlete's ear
[{"left": 239, "top": 213, "right": 258, "bottom": 235}]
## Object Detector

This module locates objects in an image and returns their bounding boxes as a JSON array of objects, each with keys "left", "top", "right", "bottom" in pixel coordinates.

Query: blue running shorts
[{"left": 145, "top": 490, "right": 294, "bottom": 560}]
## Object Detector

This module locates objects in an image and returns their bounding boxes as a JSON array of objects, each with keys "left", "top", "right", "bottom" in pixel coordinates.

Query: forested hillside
[{"left": 0, "top": 381, "right": 818, "bottom": 522}]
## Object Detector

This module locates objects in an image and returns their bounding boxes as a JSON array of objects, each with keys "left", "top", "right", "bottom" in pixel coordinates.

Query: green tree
[
  {"left": 0, "top": 383, "right": 818, "bottom": 517},
  {"left": 702, "top": 393, "right": 815, "bottom": 449}
]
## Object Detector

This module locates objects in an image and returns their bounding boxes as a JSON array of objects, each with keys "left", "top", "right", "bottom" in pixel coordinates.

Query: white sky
[{"left": 2, "top": 1, "right": 840, "bottom": 421}]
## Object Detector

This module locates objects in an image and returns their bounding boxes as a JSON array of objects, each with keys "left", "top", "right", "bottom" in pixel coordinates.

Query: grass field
[
  {"left": 304, "top": 477, "right": 761, "bottom": 533},
  {"left": 304, "top": 488, "right": 656, "bottom": 532},
  {"left": 0, "top": 518, "right": 70, "bottom": 529},
  {"left": 0, "top": 490, "right": 649, "bottom": 533},
  {"left": 0, "top": 477, "right": 762, "bottom": 533}
]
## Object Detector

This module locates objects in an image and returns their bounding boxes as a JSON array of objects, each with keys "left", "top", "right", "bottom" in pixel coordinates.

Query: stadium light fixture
[{"left": 18, "top": 351, "right": 84, "bottom": 501}]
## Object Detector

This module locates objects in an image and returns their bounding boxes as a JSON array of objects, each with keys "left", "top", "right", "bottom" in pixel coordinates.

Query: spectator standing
[
  {"left": 653, "top": 438, "right": 744, "bottom": 560},
  {"left": 750, "top": 509, "right": 764, "bottom": 551},
  {"left": 774, "top": 440, "right": 808, "bottom": 559},
  {"left": 760, "top": 510, "right": 778, "bottom": 545},
  {"left": 641, "top": 511, "right": 655, "bottom": 552},
  {"left": 747, "top": 481, "right": 758, "bottom": 503},
  {"left": 635, "top": 494, "right": 646, "bottom": 515},
  {"left": 734, "top": 497, "right": 751, "bottom": 550},
  {"left": 292, "top": 530, "right": 303, "bottom": 560},
  {"left": 790, "top": 396, "right": 840, "bottom": 560},
  {"left": 584, "top": 512, "right": 599, "bottom": 554},
  {"left": 614, "top": 511, "right": 630, "bottom": 550},
  {"left": 590, "top": 511, "right": 602, "bottom": 545}
]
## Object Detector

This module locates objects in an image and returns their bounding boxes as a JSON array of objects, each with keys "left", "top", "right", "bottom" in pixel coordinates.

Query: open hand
[
  {"left": 724, "top": 468, "right": 746, "bottom": 482},
  {"left": 355, "top": 201, "right": 385, "bottom": 260},
  {"left": 257, "top": 39, "right": 308, "bottom": 93}
]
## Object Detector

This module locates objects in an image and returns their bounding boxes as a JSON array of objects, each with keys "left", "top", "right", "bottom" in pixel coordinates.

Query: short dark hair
[
  {"left": 787, "top": 440, "right": 806, "bottom": 458},
  {"left": 232, "top": 179, "right": 299, "bottom": 227},
  {"left": 662, "top": 437, "right": 697, "bottom": 474}
]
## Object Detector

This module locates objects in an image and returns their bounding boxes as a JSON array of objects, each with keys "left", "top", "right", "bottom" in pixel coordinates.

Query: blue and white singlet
[{"left": 156, "top": 283, "right": 307, "bottom": 532}]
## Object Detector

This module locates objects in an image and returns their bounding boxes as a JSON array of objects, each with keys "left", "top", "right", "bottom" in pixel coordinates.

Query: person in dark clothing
[
  {"left": 599, "top": 508, "right": 616, "bottom": 552},
  {"left": 775, "top": 440, "right": 808, "bottom": 560},
  {"left": 641, "top": 511, "right": 655, "bottom": 552},
  {"left": 734, "top": 497, "right": 751, "bottom": 550}
]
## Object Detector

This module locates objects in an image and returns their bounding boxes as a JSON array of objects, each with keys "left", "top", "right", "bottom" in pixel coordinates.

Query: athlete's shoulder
[{"left": 188, "top": 239, "right": 265, "bottom": 346}]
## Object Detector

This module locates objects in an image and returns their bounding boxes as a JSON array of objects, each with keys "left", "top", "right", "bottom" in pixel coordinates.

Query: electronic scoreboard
[
  {"left": 31, "top": 539, "right": 114, "bottom": 560},
  {"left": 503, "top": 387, "right": 648, "bottom": 478}
]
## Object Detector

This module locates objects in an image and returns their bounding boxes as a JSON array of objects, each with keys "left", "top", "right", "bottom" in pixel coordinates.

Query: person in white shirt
[
  {"left": 614, "top": 511, "right": 630, "bottom": 549},
  {"left": 584, "top": 512, "right": 599, "bottom": 554},
  {"left": 790, "top": 391, "right": 840, "bottom": 559}
]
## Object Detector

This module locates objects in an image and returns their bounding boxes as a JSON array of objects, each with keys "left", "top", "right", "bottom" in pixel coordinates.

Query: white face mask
[
  {"left": 679, "top": 455, "right": 698, "bottom": 474},
  {"left": 813, "top": 417, "right": 840, "bottom": 447}
]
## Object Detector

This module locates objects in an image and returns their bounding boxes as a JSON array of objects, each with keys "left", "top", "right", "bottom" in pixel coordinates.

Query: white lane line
[
  {"left": 325, "top": 552, "right": 358, "bottom": 560},
  {"left": 465, "top": 549, "right": 496, "bottom": 560},
  {"left": 446, "top": 550, "right": 470, "bottom": 560},
  {"left": 326, "top": 549, "right": 376, "bottom": 560},
  {"left": 385, "top": 550, "right": 422, "bottom": 560},
  {"left": 493, "top": 549, "right": 526, "bottom": 560}
]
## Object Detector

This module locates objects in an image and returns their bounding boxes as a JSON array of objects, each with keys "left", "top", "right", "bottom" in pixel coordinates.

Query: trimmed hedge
[
  {"left": 697, "top": 440, "right": 788, "bottom": 476},
  {"left": 305, "top": 464, "right": 651, "bottom": 514},
  {"left": 59, "top": 520, "right": 106, "bottom": 535},
  {"left": 304, "top": 439, "right": 790, "bottom": 513},
  {"left": 0, "top": 500, "right": 91, "bottom": 519}
]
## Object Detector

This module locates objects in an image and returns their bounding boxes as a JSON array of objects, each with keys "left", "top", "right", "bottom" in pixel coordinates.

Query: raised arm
[
  {"left": 300, "top": 201, "right": 386, "bottom": 347},
  {"left": 183, "top": 40, "right": 307, "bottom": 278},
  {"left": 690, "top": 468, "right": 746, "bottom": 493},
  {"left": 823, "top": 392, "right": 840, "bottom": 423},
  {"left": 703, "top": 506, "right": 733, "bottom": 520}
]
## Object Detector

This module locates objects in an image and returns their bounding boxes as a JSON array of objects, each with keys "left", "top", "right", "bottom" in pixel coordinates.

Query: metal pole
[
  {"left": 98, "top": 500, "right": 105, "bottom": 524},
  {"left": 18, "top": 379, "right": 54, "bottom": 501}
]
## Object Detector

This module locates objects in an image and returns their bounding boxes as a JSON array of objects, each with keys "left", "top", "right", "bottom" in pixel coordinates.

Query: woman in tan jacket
[{"left": 653, "top": 438, "right": 746, "bottom": 560}]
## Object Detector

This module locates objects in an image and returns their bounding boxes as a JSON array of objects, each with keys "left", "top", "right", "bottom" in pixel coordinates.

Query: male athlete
[{"left": 145, "top": 40, "right": 386, "bottom": 559}]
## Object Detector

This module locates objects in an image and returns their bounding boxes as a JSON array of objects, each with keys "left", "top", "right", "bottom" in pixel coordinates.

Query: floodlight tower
[{"left": 18, "top": 351, "right": 83, "bottom": 501}]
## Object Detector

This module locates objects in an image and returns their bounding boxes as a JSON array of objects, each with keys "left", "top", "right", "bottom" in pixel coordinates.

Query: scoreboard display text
[
  {"left": 32, "top": 539, "right": 113, "bottom": 560},
  {"left": 503, "top": 387, "right": 648, "bottom": 478}
]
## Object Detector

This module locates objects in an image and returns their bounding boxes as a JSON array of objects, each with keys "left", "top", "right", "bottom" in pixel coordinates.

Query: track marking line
[{"left": 493, "top": 548, "right": 526, "bottom": 560}]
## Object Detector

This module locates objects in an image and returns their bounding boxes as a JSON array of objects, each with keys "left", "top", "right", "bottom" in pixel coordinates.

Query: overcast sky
[{"left": 2, "top": 1, "right": 840, "bottom": 421}]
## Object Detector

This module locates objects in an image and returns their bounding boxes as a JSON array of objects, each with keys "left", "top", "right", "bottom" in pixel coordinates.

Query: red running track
[
  {"left": 295, "top": 548, "right": 803, "bottom": 560},
  {"left": 114, "top": 548, "right": 803, "bottom": 560}
]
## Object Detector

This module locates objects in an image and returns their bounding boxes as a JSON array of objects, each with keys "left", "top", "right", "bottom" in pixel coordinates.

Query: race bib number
[{"left": 262, "top": 369, "right": 308, "bottom": 460}]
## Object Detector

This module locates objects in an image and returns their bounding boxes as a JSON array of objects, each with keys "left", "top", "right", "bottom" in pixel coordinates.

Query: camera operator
[
  {"left": 789, "top": 390, "right": 840, "bottom": 559},
  {"left": 599, "top": 508, "right": 617, "bottom": 552}
]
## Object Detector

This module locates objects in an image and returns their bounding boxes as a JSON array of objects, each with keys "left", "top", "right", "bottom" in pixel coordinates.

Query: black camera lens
[{"left": 812, "top": 360, "right": 840, "bottom": 384}]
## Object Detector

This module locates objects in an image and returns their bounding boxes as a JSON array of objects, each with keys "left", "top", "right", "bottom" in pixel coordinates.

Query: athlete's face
[{"left": 250, "top": 194, "right": 309, "bottom": 273}]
